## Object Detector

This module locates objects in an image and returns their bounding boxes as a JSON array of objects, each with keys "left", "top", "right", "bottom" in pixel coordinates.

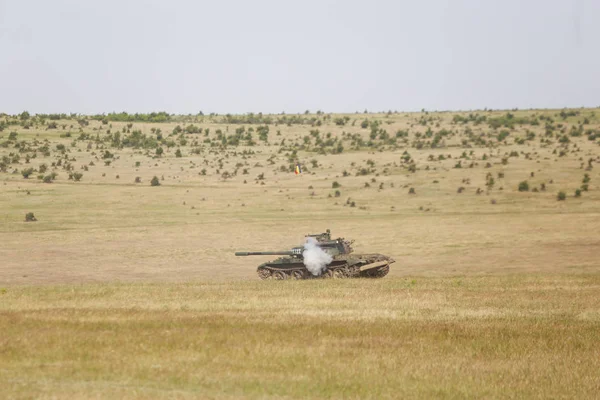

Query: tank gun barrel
[{"left": 235, "top": 251, "right": 295, "bottom": 256}]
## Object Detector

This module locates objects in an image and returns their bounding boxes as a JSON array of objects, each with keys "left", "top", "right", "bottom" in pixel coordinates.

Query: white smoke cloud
[{"left": 303, "top": 237, "right": 333, "bottom": 276}]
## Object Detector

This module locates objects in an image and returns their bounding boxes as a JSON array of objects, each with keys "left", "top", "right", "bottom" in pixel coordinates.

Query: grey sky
[{"left": 0, "top": 0, "right": 598, "bottom": 114}]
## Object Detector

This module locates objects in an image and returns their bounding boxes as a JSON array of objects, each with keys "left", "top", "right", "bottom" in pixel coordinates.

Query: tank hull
[{"left": 256, "top": 254, "right": 394, "bottom": 280}]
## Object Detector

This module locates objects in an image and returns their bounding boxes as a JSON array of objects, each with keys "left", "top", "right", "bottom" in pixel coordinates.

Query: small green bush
[
  {"left": 575, "top": 189, "right": 581, "bottom": 197},
  {"left": 25, "top": 212, "right": 37, "bottom": 222},
  {"left": 557, "top": 191, "right": 566, "bottom": 201},
  {"left": 582, "top": 174, "right": 590, "bottom": 184},
  {"left": 332, "top": 181, "right": 341, "bottom": 189},
  {"left": 150, "top": 176, "right": 160, "bottom": 186},
  {"left": 21, "top": 168, "right": 34, "bottom": 178},
  {"left": 518, "top": 181, "right": 529, "bottom": 192}
]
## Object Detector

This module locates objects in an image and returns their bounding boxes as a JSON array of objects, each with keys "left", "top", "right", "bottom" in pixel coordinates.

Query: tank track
[{"left": 256, "top": 262, "right": 390, "bottom": 280}]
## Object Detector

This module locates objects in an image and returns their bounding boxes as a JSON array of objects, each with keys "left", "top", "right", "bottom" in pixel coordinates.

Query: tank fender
[{"left": 359, "top": 260, "right": 389, "bottom": 272}]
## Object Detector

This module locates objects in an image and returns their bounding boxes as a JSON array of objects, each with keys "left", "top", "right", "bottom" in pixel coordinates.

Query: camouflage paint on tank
[{"left": 235, "top": 230, "right": 394, "bottom": 280}]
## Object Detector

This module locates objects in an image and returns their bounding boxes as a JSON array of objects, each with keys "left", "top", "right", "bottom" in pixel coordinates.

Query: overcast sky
[{"left": 0, "top": 0, "right": 598, "bottom": 115}]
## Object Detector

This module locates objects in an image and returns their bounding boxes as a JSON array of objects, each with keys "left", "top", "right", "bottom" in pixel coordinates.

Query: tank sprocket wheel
[
  {"left": 362, "top": 264, "right": 390, "bottom": 278},
  {"left": 257, "top": 268, "right": 272, "bottom": 280},
  {"left": 373, "top": 265, "right": 390, "bottom": 278},
  {"left": 272, "top": 271, "right": 287, "bottom": 280},
  {"left": 291, "top": 270, "right": 304, "bottom": 280}
]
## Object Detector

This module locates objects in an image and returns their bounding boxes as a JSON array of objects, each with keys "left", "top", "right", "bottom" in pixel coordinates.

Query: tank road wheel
[
  {"left": 291, "top": 270, "right": 304, "bottom": 280},
  {"left": 332, "top": 268, "right": 346, "bottom": 279},
  {"left": 272, "top": 271, "right": 287, "bottom": 280},
  {"left": 257, "top": 268, "right": 272, "bottom": 280},
  {"left": 348, "top": 266, "right": 361, "bottom": 278}
]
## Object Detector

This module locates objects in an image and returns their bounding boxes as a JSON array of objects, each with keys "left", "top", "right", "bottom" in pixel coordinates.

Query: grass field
[
  {"left": 1, "top": 277, "right": 599, "bottom": 398},
  {"left": 1, "top": 108, "right": 599, "bottom": 398}
]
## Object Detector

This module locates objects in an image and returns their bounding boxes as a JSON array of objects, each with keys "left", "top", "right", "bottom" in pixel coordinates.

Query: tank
[{"left": 235, "top": 230, "right": 394, "bottom": 280}]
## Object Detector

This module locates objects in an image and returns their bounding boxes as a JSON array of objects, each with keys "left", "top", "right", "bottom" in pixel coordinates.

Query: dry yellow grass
[
  {"left": 1, "top": 108, "right": 599, "bottom": 398},
  {"left": 1, "top": 277, "right": 599, "bottom": 398}
]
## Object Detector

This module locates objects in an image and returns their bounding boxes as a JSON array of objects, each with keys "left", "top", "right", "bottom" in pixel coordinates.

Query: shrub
[
  {"left": 25, "top": 212, "right": 37, "bottom": 222},
  {"left": 8, "top": 132, "right": 18, "bottom": 141},
  {"left": 21, "top": 168, "right": 34, "bottom": 179},
  {"left": 72, "top": 172, "right": 83, "bottom": 181},
  {"left": 156, "top": 147, "right": 163, "bottom": 157},
  {"left": 557, "top": 191, "right": 566, "bottom": 201},
  {"left": 175, "top": 149, "right": 182, "bottom": 158},
  {"left": 518, "top": 181, "right": 529, "bottom": 192},
  {"left": 43, "top": 175, "right": 53, "bottom": 183},
  {"left": 332, "top": 181, "right": 341, "bottom": 189},
  {"left": 150, "top": 176, "right": 160, "bottom": 186},
  {"left": 135, "top": 177, "right": 141, "bottom": 183},
  {"left": 497, "top": 130, "right": 510, "bottom": 141},
  {"left": 582, "top": 173, "right": 590, "bottom": 184},
  {"left": 575, "top": 189, "right": 581, "bottom": 197},
  {"left": 334, "top": 190, "right": 341, "bottom": 197},
  {"left": 408, "top": 187, "right": 416, "bottom": 194}
]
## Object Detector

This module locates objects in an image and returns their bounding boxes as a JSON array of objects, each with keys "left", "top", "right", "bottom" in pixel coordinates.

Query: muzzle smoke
[{"left": 303, "top": 237, "right": 332, "bottom": 276}]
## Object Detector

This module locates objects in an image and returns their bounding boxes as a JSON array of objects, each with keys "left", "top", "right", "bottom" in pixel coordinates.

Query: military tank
[{"left": 235, "top": 230, "right": 394, "bottom": 280}]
